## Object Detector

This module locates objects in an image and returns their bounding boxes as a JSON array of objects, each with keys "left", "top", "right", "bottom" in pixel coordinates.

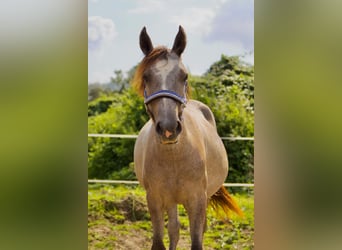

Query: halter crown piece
[{"left": 144, "top": 81, "right": 188, "bottom": 105}]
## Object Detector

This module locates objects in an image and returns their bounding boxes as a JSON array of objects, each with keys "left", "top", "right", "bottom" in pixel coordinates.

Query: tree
[{"left": 190, "top": 55, "right": 254, "bottom": 184}]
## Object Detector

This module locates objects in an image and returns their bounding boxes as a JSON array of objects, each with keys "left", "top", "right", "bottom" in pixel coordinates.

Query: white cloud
[
  {"left": 170, "top": 7, "right": 216, "bottom": 36},
  {"left": 206, "top": 0, "right": 254, "bottom": 50},
  {"left": 128, "top": 0, "right": 164, "bottom": 14},
  {"left": 128, "top": 0, "right": 228, "bottom": 37},
  {"left": 88, "top": 16, "right": 117, "bottom": 51}
]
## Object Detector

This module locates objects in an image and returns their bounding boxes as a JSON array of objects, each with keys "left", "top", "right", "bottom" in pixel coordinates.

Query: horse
[{"left": 133, "top": 26, "right": 243, "bottom": 250}]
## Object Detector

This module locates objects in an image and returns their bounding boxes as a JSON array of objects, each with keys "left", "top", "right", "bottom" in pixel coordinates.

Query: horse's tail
[{"left": 209, "top": 186, "right": 244, "bottom": 218}]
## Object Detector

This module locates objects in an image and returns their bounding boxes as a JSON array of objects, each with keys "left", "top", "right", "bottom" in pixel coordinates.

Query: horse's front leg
[
  {"left": 184, "top": 192, "right": 207, "bottom": 250},
  {"left": 167, "top": 205, "right": 180, "bottom": 250},
  {"left": 147, "top": 192, "right": 166, "bottom": 250}
]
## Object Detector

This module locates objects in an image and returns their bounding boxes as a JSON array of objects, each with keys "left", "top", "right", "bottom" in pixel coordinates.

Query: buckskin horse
[{"left": 133, "top": 26, "right": 242, "bottom": 250}]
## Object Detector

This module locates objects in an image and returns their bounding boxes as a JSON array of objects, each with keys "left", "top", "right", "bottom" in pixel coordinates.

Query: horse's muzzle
[{"left": 155, "top": 120, "right": 182, "bottom": 144}]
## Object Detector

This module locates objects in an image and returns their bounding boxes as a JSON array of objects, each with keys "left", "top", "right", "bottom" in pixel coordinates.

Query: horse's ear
[
  {"left": 139, "top": 27, "right": 153, "bottom": 56},
  {"left": 171, "top": 25, "right": 187, "bottom": 56}
]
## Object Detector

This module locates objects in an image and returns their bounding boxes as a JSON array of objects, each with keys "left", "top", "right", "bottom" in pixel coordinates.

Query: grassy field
[{"left": 88, "top": 184, "right": 254, "bottom": 249}]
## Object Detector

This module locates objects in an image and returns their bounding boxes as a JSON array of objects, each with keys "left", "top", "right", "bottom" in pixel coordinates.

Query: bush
[
  {"left": 190, "top": 55, "right": 254, "bottom": 183},
  {"left": 88, "top": 89, "right": 148, "bottom": 179}
]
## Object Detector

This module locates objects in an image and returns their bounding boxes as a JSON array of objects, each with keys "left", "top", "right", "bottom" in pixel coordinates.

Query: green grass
[{"left": 88, "top": 184, "right": 254, "bottom": 249}]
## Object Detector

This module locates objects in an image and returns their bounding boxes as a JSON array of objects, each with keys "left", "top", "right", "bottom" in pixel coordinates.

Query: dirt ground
[
  {"left": 88, "top": 185, "right": 254, "bottom": 249},
  {"left": 88, "top": 221, "right": 220, "bottom": 250}
]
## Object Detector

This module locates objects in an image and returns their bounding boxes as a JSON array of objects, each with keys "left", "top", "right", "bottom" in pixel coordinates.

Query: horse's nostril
[
  {"left": 176, "top": 121, "right": 182, "bottom": 134},
  {"left": 156, "top": 122, "right": 163, "bottom": 136}
]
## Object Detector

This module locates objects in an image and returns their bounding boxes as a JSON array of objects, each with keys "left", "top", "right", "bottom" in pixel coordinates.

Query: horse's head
[{"left": 135, "top": 26, "right": 188, "bottom": 144}]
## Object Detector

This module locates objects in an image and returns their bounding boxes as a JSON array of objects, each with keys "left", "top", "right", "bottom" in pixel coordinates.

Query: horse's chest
[{"left": 143, "top": 146, "right": 205, "bottom": 184}]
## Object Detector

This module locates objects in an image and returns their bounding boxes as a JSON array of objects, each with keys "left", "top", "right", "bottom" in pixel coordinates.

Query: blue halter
[{"left": 144, "top": 82, "right": 187, "bottom": 105}]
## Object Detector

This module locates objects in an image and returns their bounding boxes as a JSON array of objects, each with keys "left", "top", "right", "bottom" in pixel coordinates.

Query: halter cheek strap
[{"left": 144, "top": 82, "right": 188, "bottom": 105}]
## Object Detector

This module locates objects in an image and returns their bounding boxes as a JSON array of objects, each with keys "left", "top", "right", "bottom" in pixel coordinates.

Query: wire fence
[
  {"left": 88, "top": 133, "right": 254, "bottom": 188},
  {"left": 88, "top": 133, "right": 254, "bottom": 141},
  {"left": 88, "top": 179, "right": 254, "bottom": 187}
]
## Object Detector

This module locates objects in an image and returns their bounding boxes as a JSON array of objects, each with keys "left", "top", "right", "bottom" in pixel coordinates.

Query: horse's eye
[
  {"left": 184, "top": 74, "right": 188, "bottom": 81},
  {"left": 143, "top": 73, "right": 149, "bottom": 82}
]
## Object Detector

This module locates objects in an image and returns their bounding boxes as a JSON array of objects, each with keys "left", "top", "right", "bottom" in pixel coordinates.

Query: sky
[{"left": 88, "top": 0, "right": 254, "bottom": 84}]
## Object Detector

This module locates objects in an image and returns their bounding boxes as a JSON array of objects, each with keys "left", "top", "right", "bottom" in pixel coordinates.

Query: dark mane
[{"left": 132, "top": 46, "right": 169, "bottom": 96}]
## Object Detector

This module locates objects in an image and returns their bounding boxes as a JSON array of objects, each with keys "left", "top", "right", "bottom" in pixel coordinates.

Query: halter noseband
[{"left": 144, "top": 82, "right": 188, "bottom": 105}]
